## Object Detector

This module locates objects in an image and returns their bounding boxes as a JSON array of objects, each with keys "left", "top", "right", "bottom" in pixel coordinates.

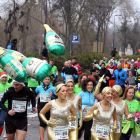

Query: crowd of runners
[{"left": 0, "top": 56, "right": 140, "bottom": 140}]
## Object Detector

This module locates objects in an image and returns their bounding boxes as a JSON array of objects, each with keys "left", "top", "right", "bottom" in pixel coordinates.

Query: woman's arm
[
  {"left": 112, "top": 107, "right": 117, "bottom": 121},
  {"left": 78, "top": 96, "right": 82, "bottom": 112},
  {"left": 67, "top": 102, "right": 77, "bottom": 122},
  {"left": 40, "top": 101, "right": 52, "bottom": 115},
  {"left": 112, "top": 107, "right": 117, "bottom": 132},
  {"left": 94, "top": 75, "right": 105, "bottom": 101},
  {"left": 124, "top": 102, "right": 129, "bottom": 118},
  {"left": 39, "top": 101, "right": 52, "bottom": 123},
  {"left": 124, "top": 103, "right": 133, "bottom": 120},
  {"left": 83, "top": 104, "right": 98, "bottom": 121},
  {"left": 70, "top": 102, "right": 77, "bottom": 116},
  {"left": 39, "top": 101, "right": 57, "bottom": 127},
  {"left": 78, "top": 96, "right": 83, "bottom": 130},
  {"left": 94, "top": 92, "right": 103, "bottom": 101}
]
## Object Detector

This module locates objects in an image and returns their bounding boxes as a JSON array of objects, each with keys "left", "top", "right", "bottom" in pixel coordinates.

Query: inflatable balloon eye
[
  {"left": 138, "top": 49, "right": 140, "bottom": 53},
  {"left": 7, "top": 50, "right": 26, "bottom": 63},
  {"left": 0, "top": 47, "right": 27, "bottom": 82},
  {"left": 22, "top": 57, "right": 52, "bottom": 81},
  {"left": 44, "top": 24, "right": 65, "bottom": 56}
]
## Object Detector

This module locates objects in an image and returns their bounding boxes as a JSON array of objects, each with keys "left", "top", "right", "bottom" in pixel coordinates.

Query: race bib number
[
  {"left": 53, "top": 126, "right": 68, "bottom": 139},
  {"left": 83, "top": 106, "right": 92, "bottom": 116},
  {"left": 0, "top": 93, "right": 4, "bottom": 101},
  {"left": 12, "top": 100, "right": 26, "bottom": 112},
  {"left": 65, "top": 75, "right": 73, "bottom": 81},
  {"left": 109, "top": 69, "right": 114, "bottom": 75},
  {"left": 40, "top": 93, "right": 51, "bottom": 103},
  {"left": 95, "top": 125, "right": 110, "bottom": 138},
  {"left": 68, "top": 121, "right": 77, "bottom": 129},
  {"left": 110, "top": 121, "right": 120, "bottom": 133}
]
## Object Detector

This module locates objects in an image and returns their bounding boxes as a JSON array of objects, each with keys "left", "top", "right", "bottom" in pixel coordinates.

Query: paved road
[{"left": 0, "top": 107, "right": 140, "bottom": 140}]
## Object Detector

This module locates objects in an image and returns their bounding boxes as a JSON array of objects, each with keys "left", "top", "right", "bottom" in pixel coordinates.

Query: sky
[{"left": 0, "top": 0, "right": 140, "bottom": 28}]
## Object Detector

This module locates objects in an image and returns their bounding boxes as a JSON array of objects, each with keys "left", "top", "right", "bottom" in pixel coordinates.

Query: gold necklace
[
  {"left": 102, "top": 101, "right": 110, "bottom": 106},
  {"left": 57, "top": 99, "right": 65, "bottom": 103}
]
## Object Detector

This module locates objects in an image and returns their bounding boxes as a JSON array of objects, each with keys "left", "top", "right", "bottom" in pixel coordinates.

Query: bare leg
[
  {"left": 39, "top": 126, "right": 46, "bottom": 139},
  {"left": 16, "top": 130, "right": 27, "bottom": 140},
  {"left": 7, "top": 133, "right": 15, "bottom": 140}
]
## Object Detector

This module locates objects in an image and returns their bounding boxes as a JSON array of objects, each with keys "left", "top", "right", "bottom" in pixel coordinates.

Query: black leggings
[
  {"left": 78, "top": 119, "right": 93, "bottom": 140},
  {"left": 37, "top": 99, "right": 50, "bottom": 127},
  {"left": 120, "top": 128, "right": 133, "bottom": 140}
]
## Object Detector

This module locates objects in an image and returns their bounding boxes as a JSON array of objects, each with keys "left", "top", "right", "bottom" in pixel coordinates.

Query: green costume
[
  {"left": 105, "top": 62, "right": 109, "bottom": 67},
  {"left": 74, "top": 84, "right": 83, "bottom": 95},
  {"left": 122, "top": 99, "right": 140, "bottom": 138},
  {"left": 49, "top": 65, "right": 58, "bottom": 76},
  {"left": 137, "top": 69, "right": 140, "bottom": 74},
  {"left": 0, "top": 82, "right": 12, "bottom": 109},
  {"left": 97, "top": 65, "right": 101, "bottom": 69},
  {"left": 115, "top": 60, "right": 120, "bottom": 64},
  {"left": 27, "top": 77, "right": 39, "bottom": 88}
]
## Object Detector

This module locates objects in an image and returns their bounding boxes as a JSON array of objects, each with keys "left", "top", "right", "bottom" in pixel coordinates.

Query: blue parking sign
[{"left": 71, "top": 35, "right": 80, "bottom": 45}]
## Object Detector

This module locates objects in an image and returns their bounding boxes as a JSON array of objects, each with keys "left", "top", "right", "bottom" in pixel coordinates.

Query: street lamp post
[{"left": 113, "top": 15, "right": 122, "bottom": 50}]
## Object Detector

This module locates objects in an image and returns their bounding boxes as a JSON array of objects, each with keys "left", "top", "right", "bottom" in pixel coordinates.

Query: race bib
[
  {"left": 31, "top": 78, "right": 36, "bottom": 81},
  {"left": 95, "top": 124, "right": 110, "bottom": 138},
  {"left": 138, "top": 83, "right": 140, "bottom": 88},
  {"left": 12, "top": 100, "right": 27, "bottom": 112},
  {"left": 65, "top": 75, "right": 73, "bottom": 81},
  {"left": 124, "top": 68, "right": 128, "bottom": 71},
  {"left": 68, "top": 121, "right": 77, "bottom": 129},
  {"left": 0, "top": 93, "right": 4, "bottom": 101},
  {"left": 123, "top": 113, "right": 134, "bottom": 122},
  {"left": 129, "top": 85, "right": 135, "bottom": 88},
  {"left": 40, "top": 93, "right": 51, "bottom": 103},
  {"left": 83, "top": 106, "right": 92, "bottom": 116},
  {"left": 109, "top": 69, "right": 114, "bottom": 75},
  {"left": 53, "top": 126, "right": 68, "bottom": 139},
  {"left": 110, "top": 121, "right": 120, "bottom": 133}
]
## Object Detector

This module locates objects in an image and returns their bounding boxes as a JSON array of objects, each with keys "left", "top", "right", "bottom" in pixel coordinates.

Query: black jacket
[
  {"left": 0, "top": 87, "right": 36, "bottom": 119},
  {"left": 10, "top": 40, "right": 17, "bottom": 50},
  {"left": 62, "top": 66, "right": 78, "bottom": 75},
  {"left": 99, "top": 68, "right": 111, "bottom": 91}
]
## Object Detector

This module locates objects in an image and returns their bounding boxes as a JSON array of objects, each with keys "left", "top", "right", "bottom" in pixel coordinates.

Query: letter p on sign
[{"left": 73, "top": 36, "right": 77, "bottom": 40}]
